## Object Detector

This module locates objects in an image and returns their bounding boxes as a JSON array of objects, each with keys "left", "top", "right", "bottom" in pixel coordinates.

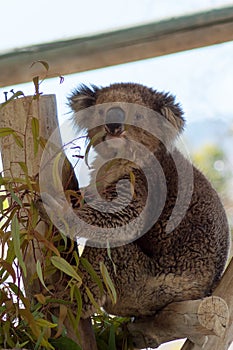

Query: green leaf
[
  {"left": 51, "top": 256, "right": 82, "bottom": 285},
  {"left": 35, "top": 318, "right": 57, "bottom": 328},
  {"left": 80, "top": 257, "right": 104, "bottom": 295},
  {"left": 31, "top": 60, "right": 50, "bottom": 72},
  {"left": 85, "top": 286, "right": 102, "bottom": 314},
  {"left": 31, "top": 117, "right": 40, "bottom": 155},
  {"left": 33, "top": 75, "right": 39, "bottom": 88},
  {"left": 0, "top": 128, "right": 23, "bottom": 148},
  {"left": 39, "top": 136, "right": 47, "bottom": 149},
  {"left": 108, "top": 324, "right": 117, "bottom": 350},
  {"left": 12, "top": 132, "right": 24, "bottom": 148},
  {"left": 8, "top": 282, "right": 26, "bottom": 302},
  {"left": 36, "top": 260, "right": 50, "bottom": 292},
  {"left": 49, "top": 336, "right": 82, "bottom": 350},
  {"left": 0, "top": 91, "right": 25, "bottom": 109},
  {"left": 52, "top": 151, "right": 63, "bottom": 189},
  {"left": 0, "top": 176, "right": 28, "bottom": 186},
  {"left": 100, "top": 262, "right": 117, "bottom": 304},
  {"left": 0, "top": 195, "right": 8, "bottom": 214},
  {"left": 9, "top": 187, "right": 23, "bottom": 207},
  {"left": 0, "top": 260, "right": 16, "bottom": 283},
  {"left": 19, "top": 306, "right": 41, "bottom": 337},
  {"left": 72, "top": 250, "right": 80, "bottom": 267},
  {"left": 2, "top": 320, "right": 16, "bottom": 347},
  {"left": 73, "top": 285, "right": 82, "bottom": 327},
  {"left": 0, "top": 127, "right": 15, "bottom": 137},
  {"left": 11, "top": 90, "right": 25, "bottom": 99},
  {"left": 32, "top": 76, "right": 41, "bottom": 99},
  {"left": 84, "top": 140, "right": 92, "bottom": 168},
  {"left": 34, "top": 328, "right": 54, "bottom": 350},
  {"left": 84, "top": 130, "right": 105, "bottom": 167},
  {"left": 11, "top": 215, "right": 27, "bottom": 277},
  {"left": 34, "top": 231, "right": 60, "bottom": 256},
  {"left": 107, "top": 243, "right": 117, "bottom": 275},
  {"left": 18, "top": 161, "right": 28, "bottom": 175}
]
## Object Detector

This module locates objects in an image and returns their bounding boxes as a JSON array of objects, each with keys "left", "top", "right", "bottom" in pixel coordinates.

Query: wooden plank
[{"left": 0, "top": 6, "right": 233, "bottom": 87}]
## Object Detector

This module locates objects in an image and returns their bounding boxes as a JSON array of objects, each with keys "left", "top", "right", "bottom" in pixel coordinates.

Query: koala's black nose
[{"left": 105, "top": 107, "right": 125, "bottom": 135}]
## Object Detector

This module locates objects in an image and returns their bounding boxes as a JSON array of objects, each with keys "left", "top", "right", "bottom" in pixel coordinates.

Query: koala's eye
[{"left": 135, "top": 113, "right": 144, "bottom": 121}]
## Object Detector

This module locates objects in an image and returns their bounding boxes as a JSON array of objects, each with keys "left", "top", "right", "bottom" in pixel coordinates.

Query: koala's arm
[
  {"left": 41, "top": 171, "right": 149, "bottom": 247},
  {"left": 36, "top": 154, "right": 79, "bottom": 222}
]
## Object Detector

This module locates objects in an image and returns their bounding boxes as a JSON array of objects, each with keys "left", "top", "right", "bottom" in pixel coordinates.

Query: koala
[{"left": 44, "top": 83, "right": 230, "bottom": 319}]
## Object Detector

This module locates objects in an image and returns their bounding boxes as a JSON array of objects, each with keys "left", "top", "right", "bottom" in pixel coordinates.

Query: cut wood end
[{"left": 198, "top": 296, "right": 229, "bottom": 337}]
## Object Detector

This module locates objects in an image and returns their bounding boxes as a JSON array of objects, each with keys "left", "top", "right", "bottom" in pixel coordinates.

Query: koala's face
[{"left": 68, "top": 83, "right": 184, "bottom": 160}]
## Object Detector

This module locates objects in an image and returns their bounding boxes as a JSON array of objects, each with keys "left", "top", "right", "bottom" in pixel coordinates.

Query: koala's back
[
  {"left": 84, "top": 148, "right": 230, "bottom": 317},
  {"left": 137, "top": 149, "right": 229, "bottom": 289}
]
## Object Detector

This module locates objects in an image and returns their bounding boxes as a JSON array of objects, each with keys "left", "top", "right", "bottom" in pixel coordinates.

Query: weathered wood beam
[
  {"left": 181, "top": 258, "right": 233, "bottom": 350},
  {"left": 128, "top": 296, "right": 229, "bottom": 349},
  {"left": 1, "top": 6, "right": 233, "bottom": 87}
]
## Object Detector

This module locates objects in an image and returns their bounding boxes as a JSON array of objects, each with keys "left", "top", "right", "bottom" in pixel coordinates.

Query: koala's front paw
[{"left": 36, "top": 192, "right": 87, "bottom": 242}]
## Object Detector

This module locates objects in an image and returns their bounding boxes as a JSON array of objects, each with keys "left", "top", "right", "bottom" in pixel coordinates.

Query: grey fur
[{"left": 66, "top": 83, "right": 230, "bottom": 317}]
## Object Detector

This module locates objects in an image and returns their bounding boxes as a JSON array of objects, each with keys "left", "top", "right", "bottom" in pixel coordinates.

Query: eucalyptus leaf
[
  {"left": 49, "top": 336, "right": 82, "bottom": 350},
  {"left": 51, "top": 256, "right": 82, "bottom": 285},
  {"left": 81, "top": 257, "right": 104, "bottom": 294},
  {"left": 11, "top": 215, "right": 27, "bottom": 277},
  {"left": 31, "top": 117, "right": 40, "bottom": 155},
  {"left": 100, "top": 262, "right": 117, "bottom": 304},
  {"left": 36, "top": 260, "right": 50, "bottom": 292},
  {"left": 108, "top": 323, "right": 117, "bottom": 350},
  {"left": 0, "top": 91, "right": 24, "bottom": 108},
  {"left": 0, "top": 127, "right": 15, "bottom": 137}
]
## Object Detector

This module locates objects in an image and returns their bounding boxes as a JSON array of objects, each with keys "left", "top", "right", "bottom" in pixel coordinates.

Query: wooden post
[
  {"left": 0, "top": 95, "right": 58, "bottom": 297},
  {"left": 0, "top": 95, "right": 58, "bottom": 176},
  {"left": 0, "top": 95, "right": 97, "bottom": 350}
]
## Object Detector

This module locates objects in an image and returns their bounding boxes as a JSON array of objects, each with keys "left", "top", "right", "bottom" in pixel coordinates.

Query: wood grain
[{"left": 0, "top": 6, "right": 233, "bottom": 87}]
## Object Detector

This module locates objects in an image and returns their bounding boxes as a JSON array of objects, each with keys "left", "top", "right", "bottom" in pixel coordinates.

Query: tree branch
[
  {"left": 181, "top": 258, "right": 233, "bottom": 350},
  {"left": 128, "top": 295, "right": 229, "bottom": 349}
]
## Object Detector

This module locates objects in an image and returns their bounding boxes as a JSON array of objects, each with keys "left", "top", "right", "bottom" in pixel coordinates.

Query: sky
[
  {"left": 1, "top": 0, "right": 233, "bottom": 51},
  {"left": 1, "top": 1, "right": 233, "bottom": 349}
]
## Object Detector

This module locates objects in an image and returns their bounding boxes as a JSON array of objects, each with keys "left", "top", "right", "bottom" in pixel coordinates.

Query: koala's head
[{"left": 68, "top": 83, "right": 184, "bottom": 160}]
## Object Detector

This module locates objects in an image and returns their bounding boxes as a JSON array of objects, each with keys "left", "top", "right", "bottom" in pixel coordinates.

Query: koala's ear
[
  {"left": 156, "top": 92, "right": 185, "bottom": 133},
  {"left": 160, "top": 105, "right": 184, "bottom": 133},
  {"left": 68, "top": 84, "right": 99, "bottom": 112}
]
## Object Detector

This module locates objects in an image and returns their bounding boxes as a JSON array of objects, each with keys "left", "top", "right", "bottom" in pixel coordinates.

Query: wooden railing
[{"left": 0, "top": 6, "right": 233, "bottom": 87}]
